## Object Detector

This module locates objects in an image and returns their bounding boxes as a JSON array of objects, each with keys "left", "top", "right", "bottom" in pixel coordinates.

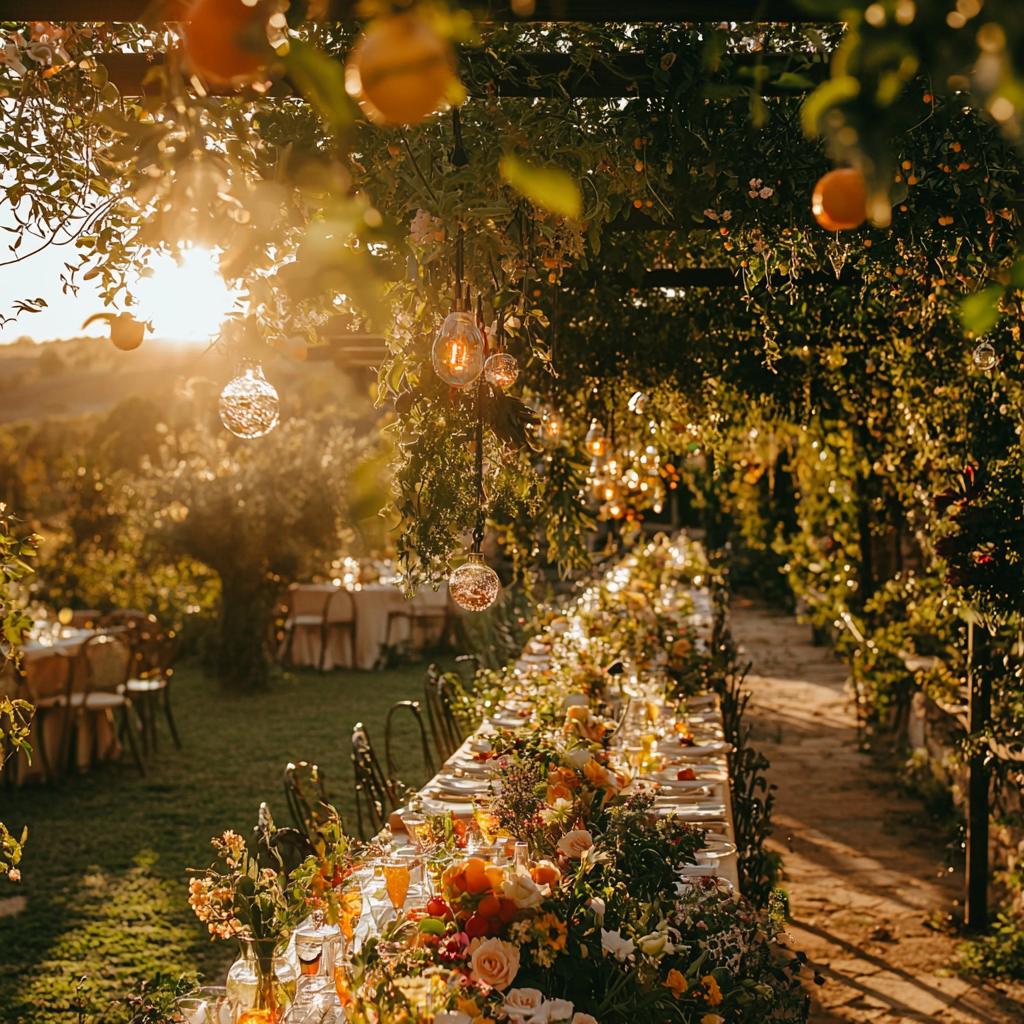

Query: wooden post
[{"left": 965, "top": 619, "right": 990, "bottom": 931}]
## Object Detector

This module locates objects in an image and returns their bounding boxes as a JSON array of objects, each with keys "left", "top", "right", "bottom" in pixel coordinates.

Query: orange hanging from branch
[
  {"left": 183, "top": 0, "right": 274, "bottom": 85},
  {"left": 812, "top": 168, "right": 867, "bottom": 231},
  {"left": 346, "top": 15, "right": 457, "bottom": 126},
  {"left": 82, "top": 312, "right": 150, "bottom": 351}
]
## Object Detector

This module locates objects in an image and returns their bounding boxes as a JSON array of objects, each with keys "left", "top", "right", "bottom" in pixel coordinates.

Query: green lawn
[{"left": 0, "top": 660, "right": 444, "bottom": 1023}]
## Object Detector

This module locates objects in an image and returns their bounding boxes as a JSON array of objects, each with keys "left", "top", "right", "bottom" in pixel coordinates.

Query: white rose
[
  {"left": 503, "top": 872, "right": 547, "bottom": 909},
  {"left": 600, "top": 928, "right": 635, "bottom": 962},
  {"left": 557, "top": 829, "right": 594, "bottom": 860},
  {"left": 571, "top": 1016, "right": 599, "bottom": 1024},
  {"left": 503, "top": 988, "right": 544, "bottom": 1022},
  {"left": 563, "top": 748, "right": 592, "bottom": 769},
  {"left": 470, "top": 936, "right": 521, "bottom": 991},
  {"left": 544, "top": 999, "right": 574, "bottom": 1022},
  {"left": 525, "top": 1004, "right": 549, "bottom": 1024}
]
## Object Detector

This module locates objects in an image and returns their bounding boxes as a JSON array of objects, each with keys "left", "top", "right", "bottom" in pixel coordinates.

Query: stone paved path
[{"left": 730, "top": 604, "right": 1024, "bottom": 1024}]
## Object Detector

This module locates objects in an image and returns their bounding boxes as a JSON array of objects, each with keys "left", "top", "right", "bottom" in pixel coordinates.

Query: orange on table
[
  {"left": 346, "top": 15, "right": 457, "bottom": 125},
  {"left": 183, "top": 0, "right": 273, "bottom": 84},
  {"left": 477, "top": 893, "right": 502, "bottom": 918},
  {"left": 812, "top": 168, "right": 867, "bottom": 231}
]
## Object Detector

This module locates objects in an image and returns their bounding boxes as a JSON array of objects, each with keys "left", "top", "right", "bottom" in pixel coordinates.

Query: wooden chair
[
  {"left": 123, "top": 628, "right": 181, "bottom": 754},
  {"left": 255, "top": 799, "right": 317, "bottom": 875},
  {"left": 385, "top": 588, "right": 451, "bottom": 650},
  {"left": 384, "top": 700, "right": 435, "bottom": 797},
  {"left": 277, "top": 585, "right": 330, "bottom": 667},
  {"left": 422, "top": 665, "right": 464, "bottom": 763},
  {"left": 320, "top": 588, "right": 356, "bottom": 671},
  {"left": 69, "top": 610, "right": 101, "bottom": 629},
  {"left": 351, "top": 722, "right": 397, "bottom": 840},
  {"left": 283, "top": 760, "right": 338, "bottom": 843},
  {"left": 18, "top": 651, "right": 77, "bottom": 782},
  {"left": 62, "top": 634, "right": 145, "bottom": 776}
]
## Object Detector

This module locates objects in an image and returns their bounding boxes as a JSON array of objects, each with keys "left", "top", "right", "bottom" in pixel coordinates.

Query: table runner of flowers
[{"left": 187, "top": 534, "right": 811, "bottom": 1024}]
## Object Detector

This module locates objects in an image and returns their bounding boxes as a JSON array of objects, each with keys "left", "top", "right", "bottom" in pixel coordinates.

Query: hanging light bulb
[
  {"left": 585, "top": 419, "right": 607, "bottom": 457},
  {"left": 218, "top": 360, "right": 280, "bottom": 439},
  {"left": 973, "top": 339, "right": 998, "bottom": 371},
  {"left": 627, "top": 391, "right": 649, "bottom": 414},
  {"left": 432, "top": 309, "right": 484, "bottom": 387},
  {"left": 539, "top": 403, "right": 563, "bottom": 445},
  {"left": 449, "top": 552, "right": 500, "bottom": 611},
  {"left": 484, "top": 351, "right": 518, "bottom": 388}
]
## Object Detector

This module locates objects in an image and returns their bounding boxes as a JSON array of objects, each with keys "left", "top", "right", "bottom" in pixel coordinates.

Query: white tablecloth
[{"left": 282, "top": 584, "right": 450, "bottom": 671}]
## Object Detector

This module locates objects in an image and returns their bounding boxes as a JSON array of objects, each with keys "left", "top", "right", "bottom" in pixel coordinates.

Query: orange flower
[
  {"left": 547, "top": 784, "right": 573, "bottom": 804},
  {"left": 664, "top": 969, "right": 688, "bottom": 999},
  {"left": 583, "top": 757, "right": 615, "bottom": 789},
  {"left": 702, "top": 976, "right": 723, "bottom": 1006}
]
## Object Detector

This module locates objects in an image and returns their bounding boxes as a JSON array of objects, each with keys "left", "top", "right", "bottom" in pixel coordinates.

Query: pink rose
[
  {"left": 503, "top": 988, "right": 544, "bottom": 1021},
  {"left": 470, "top": 936, "right": 521, "bottom": 991}
]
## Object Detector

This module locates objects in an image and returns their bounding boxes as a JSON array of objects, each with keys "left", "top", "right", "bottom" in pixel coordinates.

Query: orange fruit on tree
[
  {"left": 183, "top": 0, "right": 273, "bottom": 84},
  {"left": 812, "top": 168, "right": 867, "bottom": 231},
  {"left": 82, "top": 311, "right": 147, "bottom": 351},
  {"left": 346, "top": 15, "right": 456, "bottom": 125}
]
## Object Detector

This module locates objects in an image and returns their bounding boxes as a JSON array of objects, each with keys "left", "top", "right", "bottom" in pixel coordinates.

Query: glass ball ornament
[
  {"left": 449, "top": 552, "right": 500, "bottom": 611},
  {"left": 432, "top": 310, "right": 484, "bottom": 387},
  {"left": 973, "top": 339, "right": 998, "bottom": 371},
  {"left": 219, "top": 360, "right": 280, "bottom": 439},
  {"left": 484, "top": 351, "right": 519, "bottom": 388},
  {"left": 585, "top": 419, "right": 607, "bottom": 457}
]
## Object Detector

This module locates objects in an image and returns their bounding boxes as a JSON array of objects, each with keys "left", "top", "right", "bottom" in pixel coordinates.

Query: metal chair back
[
  {"left": 384, "top": 700, "right": 435, "bottom": 793},
  {"left": 283, "top": 760, "right": 336, "bottom": 843},
  {"left": 351, "top": 722, "right": 396, "bottom": 840},
  {"left": 422, "top": 665, "right": 464, "bottom": 763}
]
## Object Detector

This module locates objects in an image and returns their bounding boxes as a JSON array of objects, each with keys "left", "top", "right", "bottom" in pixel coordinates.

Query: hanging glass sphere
[
  {"left": 539, "top": 404, "right": 563, "bottom": 444},
  {"left": 218, "top": 360, "right": 280, "bottom": 439},
  {"left": 484, "top": 351, "right": 519, "bottom": 388},
  {"left": 432, "top": 311, "right": 484, "bottom": 387},
  {"left": 449, "top": 552, "right": 500, "bottom": 611},
  {"left": 973, "top": 339, "right": 998, "bottom": 371},
  {"left": 585, "top": 419, "right": 607, "bottom": 456}
]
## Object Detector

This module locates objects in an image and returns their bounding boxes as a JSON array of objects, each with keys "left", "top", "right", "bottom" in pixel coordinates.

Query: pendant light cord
[{"left": 473, "top": 381, "right": 486, "bottom": 554}]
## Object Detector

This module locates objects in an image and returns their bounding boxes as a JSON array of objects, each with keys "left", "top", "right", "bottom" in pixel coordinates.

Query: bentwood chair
[
  {"left": 19, "top": 649, "right": 77, "bottom": 782},
  {"left": 123, "top": 627, "right": 181, "bottom": 754},
  {"left": 255, "top": 800, "right": 317, "bottom": 875},
  {"left": 62, "top": 634, "right": 145, "bottom": 776},
  {"left": 384, "top": 700, "right": 435, "bottom": 797},
  {"left": 351, "top": 723, "right": 397, "bottom": 840},
  {"left": 320, "top": 588, "right": 357, "bottom": 671},
  {"left": 283, "top": 760, "right": 338, "bottom": 843},
  {"left": 278, "top": 585, "right": 330, "bottom": 667},
  {"left": 422, "top": 665, "right": 465, "bottom": 763}
]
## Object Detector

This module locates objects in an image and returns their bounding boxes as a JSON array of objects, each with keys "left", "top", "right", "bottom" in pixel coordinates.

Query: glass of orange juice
[
  {"left": 333, "top": 957, "right": 355, "bottom": 1010},
  {"left": 382, "top": 860, "right": 411, "bottom": 911},
  {"left": 473, "top": 796, "right": 500, "bottom": 845}
]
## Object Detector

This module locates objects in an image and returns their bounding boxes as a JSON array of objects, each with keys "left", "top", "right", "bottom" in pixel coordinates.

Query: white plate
[
  {"left": 436, "top": 775, "right": 489, "bottom": 795},
  {"left": 650, "top": 767, "right": 726, "bottom": 783},
  {"left": 661, "top": 741, "right": 731, "bottom": 758}
]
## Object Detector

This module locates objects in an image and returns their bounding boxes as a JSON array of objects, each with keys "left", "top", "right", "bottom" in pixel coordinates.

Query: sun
[{"left": 132, "top": 249, "right": 240, "bottom": 342}]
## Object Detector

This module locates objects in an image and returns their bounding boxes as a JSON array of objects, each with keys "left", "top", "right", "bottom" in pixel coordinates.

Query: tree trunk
[{"left": 216, "top": 571, "right": 276, "bottom": 690}]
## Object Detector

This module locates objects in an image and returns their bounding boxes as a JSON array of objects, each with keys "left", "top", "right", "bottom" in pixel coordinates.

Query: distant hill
[{"left": 0, "top": 336, "right": 216, "bottom": 423}]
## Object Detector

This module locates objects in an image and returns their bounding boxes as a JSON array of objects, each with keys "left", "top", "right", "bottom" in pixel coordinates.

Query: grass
[{"left": 0, "top": 659, "right": 444, "bottom": 1023}]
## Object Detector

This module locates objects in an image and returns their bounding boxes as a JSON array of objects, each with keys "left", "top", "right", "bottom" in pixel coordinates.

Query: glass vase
[{"left": 225, "top": 940, "right": 294, "bottom": 1024}]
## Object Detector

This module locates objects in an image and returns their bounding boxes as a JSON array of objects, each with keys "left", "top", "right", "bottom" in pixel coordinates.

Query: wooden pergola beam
[
  {"left": 93, "top": 48, "right": 826, "bottom": 99},
  {"left": 0, "top": 1, "right": 826, "bottom": 23}
]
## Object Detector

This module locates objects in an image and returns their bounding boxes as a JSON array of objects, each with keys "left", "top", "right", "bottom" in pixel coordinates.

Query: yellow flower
[
  {"left": 456, "top": 998, "right": 481, "bottom": 1017},
  {"left": 534, "top": 912, "right": 568, "bottom": 951},
  {"left": 664, "top": 969, "right": 688, "bottom": 999},
  {"left": 701, "top": 1016, "right": 725, "bottom": 1024},
  {"left": 702, "top": 976, "right": 723, "bottom": 1006}
]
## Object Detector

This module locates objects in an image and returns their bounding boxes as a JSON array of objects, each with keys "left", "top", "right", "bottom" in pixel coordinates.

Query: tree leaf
[
  {"left": 499, "top": 154, "right": 582, "bottom": 219},
  {"left": 959, "top": 284, "right": 1005, "bottom": 336}
]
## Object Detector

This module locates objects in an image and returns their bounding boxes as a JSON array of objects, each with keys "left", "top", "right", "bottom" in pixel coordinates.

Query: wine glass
[{"left": 382, "top": 859, "right": 411, "bottom": 911}]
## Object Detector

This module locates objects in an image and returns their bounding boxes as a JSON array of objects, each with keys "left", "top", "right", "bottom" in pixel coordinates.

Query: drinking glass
[
  {"left": 473, "top": 796, "right": 500, "bottom": 844},
  {"left": 382, "top": 859, "right": 411, "bottom": 911}
]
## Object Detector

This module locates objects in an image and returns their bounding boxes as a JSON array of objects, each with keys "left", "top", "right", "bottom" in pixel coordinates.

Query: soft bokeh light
[{"left": 133, "top": 249, "right": 240, "bottom": 341}]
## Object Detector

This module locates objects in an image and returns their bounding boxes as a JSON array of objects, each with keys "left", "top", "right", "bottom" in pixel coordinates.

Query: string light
[
  {"left": 432, "top": 310, "right": 484, "bottom": 386},
  {"left": 484, "top": 351, "right": 518, "bottom": 388},
  {"left": 585, "top": 419, "right": 607, "bottom": 456},
  {"left": 218, "top": 360, "right": 280, "bottom": 439},
  {"left": 973, "top": 339, "right": 998, "bottom": 371}
]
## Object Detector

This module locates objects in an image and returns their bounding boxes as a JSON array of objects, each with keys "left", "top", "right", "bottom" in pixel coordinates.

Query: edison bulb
[
  {"left": 432, "top": 311, "right": 484, "bottom": 387},
  {"left": 449, "top": 553, "right": 500, "bottom": 611},
  {"left": 539, "top": 404, "right": 563, "bottom": 444},
  {"left": 973, "top": 340, "right": 997, "bottom": 371},
  {"left": 484, "top": 351, "right": 518, "bottom": 388},
  {"left": 585, "top": 419, "right": 607, "bottom": 456},
  {"left": 219, "top": 361, "right": 280, "bottom": 439}
]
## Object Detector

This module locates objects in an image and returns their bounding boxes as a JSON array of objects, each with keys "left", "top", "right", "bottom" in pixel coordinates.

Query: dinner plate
[
  {"left": 436, "top": 775, "right": 489, "bottom": 795},
  {"left": 649, "top": 767, "right": 726, "bottom": 784},
  {"left": 661, "top": 741, "right": 731, "bottom": 758},
  {"left": 657, "top": 804, "right": 727, "bottom": 820}
]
